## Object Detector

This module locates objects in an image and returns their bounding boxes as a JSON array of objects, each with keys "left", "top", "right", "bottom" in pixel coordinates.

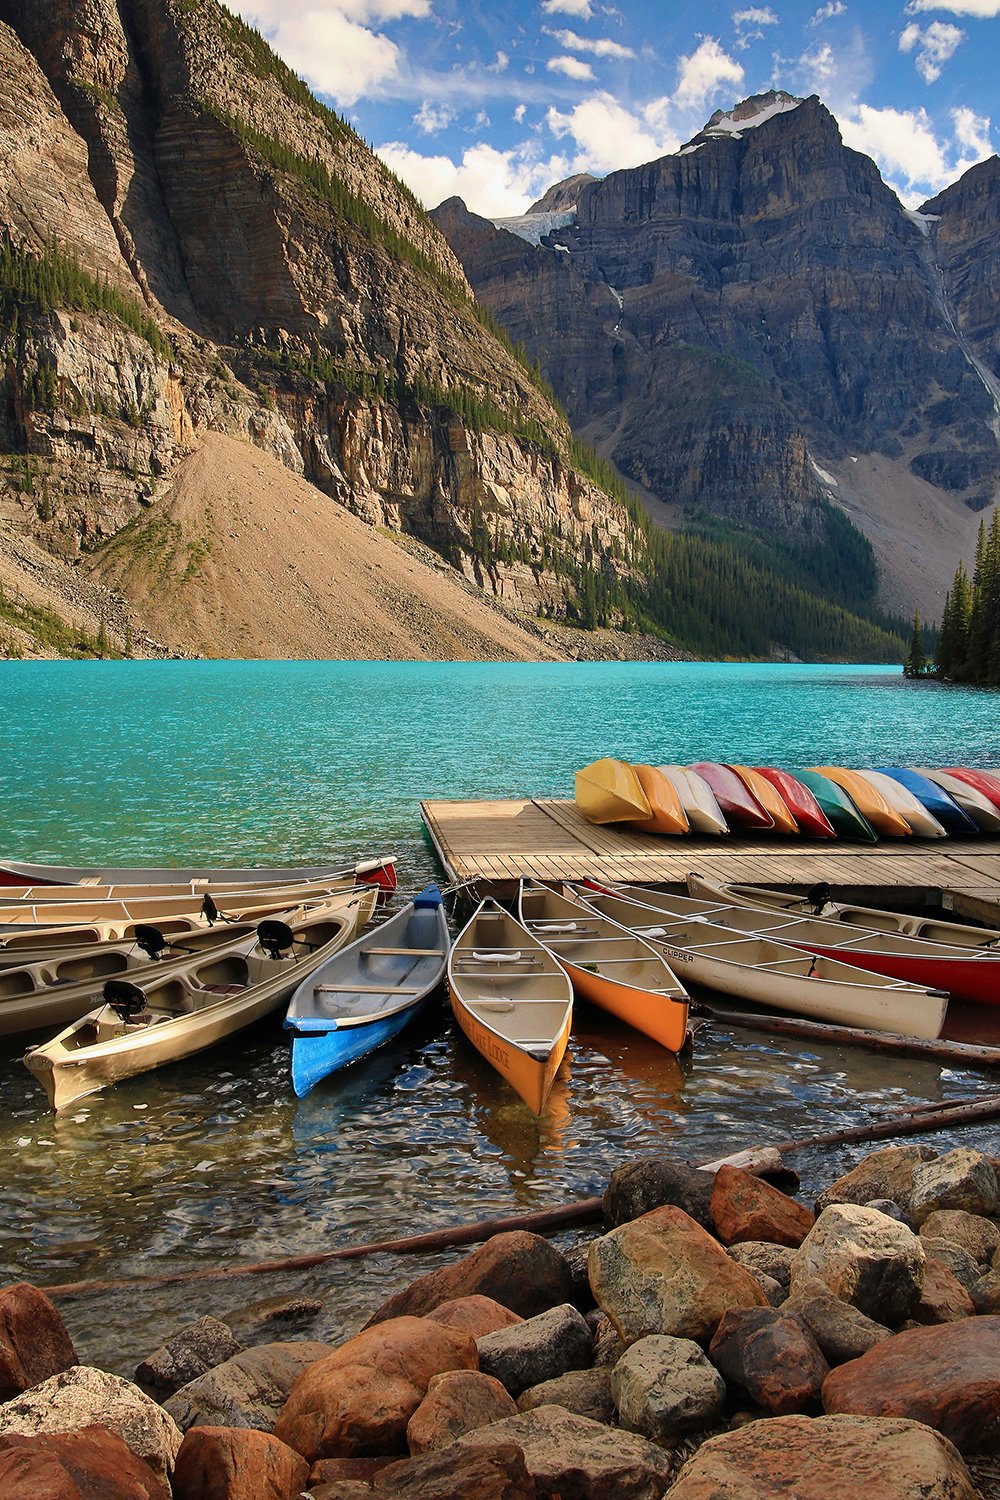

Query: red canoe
[
  {"left": 688, "top": 763, "right": 775, "bottom": 832},
  {"left": 752, "top": 767, "right": 837, "bottom": 839},
  {"left": 941, "top": 768, "right": 1000, "bottom": 815}
]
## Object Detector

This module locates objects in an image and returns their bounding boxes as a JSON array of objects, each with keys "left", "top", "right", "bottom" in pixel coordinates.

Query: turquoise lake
[{"left": 0, "top": 659, "right": 998, "bottom": 1370}]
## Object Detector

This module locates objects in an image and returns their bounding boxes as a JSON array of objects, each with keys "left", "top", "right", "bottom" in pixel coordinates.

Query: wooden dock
[{"left": 421, "top": 798, "right": 1000, "bottom": 919}]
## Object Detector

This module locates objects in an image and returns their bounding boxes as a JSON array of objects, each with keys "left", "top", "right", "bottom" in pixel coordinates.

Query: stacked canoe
[{"left": 574, "top": 758, "right": 1000, "bottom": 841}]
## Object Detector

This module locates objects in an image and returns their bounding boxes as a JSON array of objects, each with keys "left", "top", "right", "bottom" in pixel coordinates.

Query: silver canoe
[{"left": 23, "top": 891, "right": 375, "bottom": 1111}]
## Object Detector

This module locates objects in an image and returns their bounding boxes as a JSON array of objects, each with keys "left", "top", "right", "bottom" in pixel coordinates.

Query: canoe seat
[{"left": 472, "top": 950, "right": 523, "bottom": 962}]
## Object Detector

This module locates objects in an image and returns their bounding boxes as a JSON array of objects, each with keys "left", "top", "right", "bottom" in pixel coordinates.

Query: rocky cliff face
[
  {"left": 0, "top": 0, "right": 645, "bottom": 652},
  {"left": 433, "top": 94, "right": 1000, "bottom": 607}
]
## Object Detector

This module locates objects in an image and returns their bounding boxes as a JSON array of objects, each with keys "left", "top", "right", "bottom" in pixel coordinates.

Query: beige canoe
[
  {"left": 0, "top": 879, "right": 370, "bottom": 953},
  {"left": 448, "top": 900, "right": 573, "bottom": 1115},
  {"left": 0, "top": 887, "right": 375, "bottom": 1038},
  {"left": 0, "top": 874, "right": 373, "bottom": 932},
  {"left": 23, "top": 891, "right": 375, "bottom": 1111}
]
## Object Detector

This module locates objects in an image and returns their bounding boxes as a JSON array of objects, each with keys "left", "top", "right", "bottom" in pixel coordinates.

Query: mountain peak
[
  {"left": 693, "top": 90, "right": 804, "bottom": 145},
  {"left": 529, "top": 174, "right": 597, "bottom": 214}
]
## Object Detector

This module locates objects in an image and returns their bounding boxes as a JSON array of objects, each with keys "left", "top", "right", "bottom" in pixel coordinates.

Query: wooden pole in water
[
  {"left": 697, "top": 1000, "right": 1000, "bottom": 1068},
  {"left": 40, "top": 1094, "right": 1000, "bottom": 1299}
]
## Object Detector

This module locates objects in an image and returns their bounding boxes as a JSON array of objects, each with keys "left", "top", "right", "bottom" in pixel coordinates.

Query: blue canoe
[
  {"left": 284, "top": 884, "right": 449, "bottom": 1097},
  {"left": 876, "top": 768, "right": 980, "bottom": 837}
]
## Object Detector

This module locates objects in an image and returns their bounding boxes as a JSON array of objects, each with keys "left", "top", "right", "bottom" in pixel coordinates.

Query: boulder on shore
[
  {"left": 791, "top": 1204, "right": 925, "bottom": 1325},
  {"left": 364, "top": 1233, "right": 573, "bottom": 1327},
  {"left": 0, "top": 1283, "right": 77, "bottom": 1402}
]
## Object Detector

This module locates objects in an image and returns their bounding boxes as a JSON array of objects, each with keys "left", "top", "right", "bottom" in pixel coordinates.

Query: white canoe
[
  {"left": 685, "top": 873, "right": 1000, "bottom": 950},
  {"left": 578, "top": 886, "right": 948, "bottom": 1039},
  {"left": 916, "top": 770, "right": 1000, "bottom": 834},
  {"left": 852, "top": 770, "right": 947, "bottom": 839},
  {"left": 448, "top": 899, "right": 573, "bottom": 1114},
  {"left": 655, "top": 766, "right": 729, "bottom": 835},
  {"left": 0, "top": 877, "right": 371, "bottom": 937},
  {"left": 0, "top": 855, "right": 396, "bottom": 890},
  {"left": 23, "top": 893, "right": 374, "bottom": 1111}
]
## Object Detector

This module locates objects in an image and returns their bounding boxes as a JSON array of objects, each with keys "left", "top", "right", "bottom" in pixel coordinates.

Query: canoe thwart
[
  {"left": 314, "top": 982, "right": 424, "bottom": 995},
  {"left": 363, "top": 946, "right": 443, "bottom": 956}
]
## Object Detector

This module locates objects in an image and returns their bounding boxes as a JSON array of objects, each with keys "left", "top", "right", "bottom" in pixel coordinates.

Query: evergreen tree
[{"left": 904, "top": 610, "right": 925, "bottom": 677}]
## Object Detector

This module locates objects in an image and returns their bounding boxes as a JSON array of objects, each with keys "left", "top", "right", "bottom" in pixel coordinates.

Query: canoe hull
[
  {"left": 876, "top": 768, "right": 979, "bottom": 837},
  {"left": 575, "top": 759, "right": 651, "bottom": 824},
  {"left": 690, "top": 763, "right": 774, "bottom": 832},
  {"left": 0, "top": 857, "right": 397, "bottom": 891},
  {"left": 779, "top": 940, "right": 1000, "bottom": 1008},
  {"left": 788, "top": 769, "right": 878, "bottom": 843},
  {"left": 558, "top": 955, "right": 689, "bottom": 1052},
  {"left": 628, "top": 765, "right": 689, "bottom": 835},
  {"left": 809, "top": 767, "right": 911, "bottom": 838},
  {"left": 449, "top": 983, "right": 570, "bottom": 1115},
  {"left": 656, "top": 767, "right": 729, "bottom": 835},
  {"left": 729, "top": 766, "right": 798, "bottom": 835},
  {"left": 291, "top": 1002, "right": 424, "bottom": 1098},
  {"left": 753, "top": 768, "right": 836, "bottom": 839}
]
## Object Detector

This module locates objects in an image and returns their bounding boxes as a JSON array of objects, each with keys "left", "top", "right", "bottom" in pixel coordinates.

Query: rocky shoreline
[{"left": 3, "top": 1141, "right": 1000, "bottom": 1497}]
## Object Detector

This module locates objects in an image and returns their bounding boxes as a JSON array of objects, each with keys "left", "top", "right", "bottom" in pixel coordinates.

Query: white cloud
[
  {"left": 413, "top": 100, "right": 455, "bottom": 133},
  {"left": 905, "top": 0, "right": 1000, "bottom": 13},
  {"left": 779, "top": 28, "right": 874, "bottom": 112},
  {"left": 546, "top": 92, "right": 679, "bottom": 174},
  {"left": 838, "top": 102, "right": 993, "bottom": 203},
  {"left": 547, "top": 54, "right": 596, "bottom": 79},
  {"left": 675, "top": 38, "right": 745, "bottom": 109},
  {"left": 544, "top": 27, "right": 635, "bottom": 57},
  {"left": 810, "top": 0, "right": 846, "bottom": 21},
  {"left": 487, "top": 51, "right": 509, "bottom": 72},
  {"left": 952, "top": 105, "right": 992, "bottom": 155},
  {"left": 375, "top": 138, "right": 572, "bottom": 214},
  {"left": 514, "top": 103, "right": 527, "bottom": 123},
  {"left": 733, "top": 8, "right": 779, "bottom": 26},
  {"left": 232, "top": 2, "right": 427, "bottom": 105},
  {"left": 540, "top": 0, "right": 594, "bottom": 16},
  {"left": 899, "top": 20, "right": 964, "bottom": 82}
]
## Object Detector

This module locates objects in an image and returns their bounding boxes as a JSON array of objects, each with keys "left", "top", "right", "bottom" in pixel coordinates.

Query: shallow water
[{"left": 0, "top": 660, "right": 998, "bottom": 1371}]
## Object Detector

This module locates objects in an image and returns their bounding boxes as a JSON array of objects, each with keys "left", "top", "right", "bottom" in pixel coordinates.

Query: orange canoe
[
  {"left": 628, "top": 765, "right": 690, "bottom": 835},
  {"left": 729, "top": 765, "right": 798, "bottom": 835},
  {"left": 518, "top": 882, "right": 689, "bottom": 1054},
  {"left": 809, "top": 767, "right": 912, "bottom": 838}
]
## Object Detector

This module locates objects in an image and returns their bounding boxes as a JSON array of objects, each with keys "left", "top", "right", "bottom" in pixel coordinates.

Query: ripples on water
[{"left": 0, "top": 660, "right": 998, "bottom": 1370}]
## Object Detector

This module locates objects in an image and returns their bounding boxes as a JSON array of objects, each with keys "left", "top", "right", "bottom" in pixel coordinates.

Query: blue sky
[{"left": 231, "top": 0, "right": 998, "bottom": 214}]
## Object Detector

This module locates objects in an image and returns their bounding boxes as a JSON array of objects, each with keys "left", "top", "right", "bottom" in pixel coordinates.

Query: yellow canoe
[
  {"left": 448, "top": 900, "right": 573, "bottom": 1115},
  {"left": 628, "top": 765, "right": 690, "bottom": 835},
  {"left": 809, "top": 767, "right": 912, "bottom": 838},
  {"left": 729, "top": 765, "right": 798, "bottom": 835},
  {"left": 518, "top": 882, "right": 689, "bottom": 1054},
  {"left": 574, "top": 759, "right": 651, "bottom": 824}
]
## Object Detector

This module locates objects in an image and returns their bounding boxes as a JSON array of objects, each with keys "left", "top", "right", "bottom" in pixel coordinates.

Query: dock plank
[{"left": 421, "top": 797, "right": 1000, "bottom": 904}]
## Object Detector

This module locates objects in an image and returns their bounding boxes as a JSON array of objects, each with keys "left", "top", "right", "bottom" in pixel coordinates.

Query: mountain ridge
[{"left": 432, "top": 91, "right": 1000, "bottom": 619}]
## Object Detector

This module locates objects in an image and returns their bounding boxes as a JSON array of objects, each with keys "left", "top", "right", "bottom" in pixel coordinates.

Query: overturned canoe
[
  {"left": 875, "top": 768, "right": 978, "bottom": 837},
  {"left": 518, "top": 881, "right": 689, "bottom": 1052},
  {"left": 940, "top": 768, "right": 1000, "bottom": 814},
  {"left": 809, "top": 767, "right": 911, "bottom": 838},
  {"left": 285, "top": 884, "right": 449, "bottom": 1098},
  {"left": 852, "top": 770, "right": 947, "bottom": 839},
  {"left": 728, "top": 766, "right": 798, "bottom": 835},
  {"left": 627, "top": 765, "right": 689, "bottom": 836},
  {"left": 752, "top": 768, "right": 836, "bottom": 840},
  {"left": 917, "top": 769, "right": 1000, "bottom": 834},
  {"left": 574, "top": 759, "right": 651, "bottom": 825},
  {"left": 448, "top": 899, "right": 572, "bottom": 1114},
  {"left": 689, "top": 763, "right": 774, "bottom": 833},
  {"left": 656, "top": 766, "right": 729, "bottom": 836},
  {"left": 785, "top": 769, "right": 877, "bottom": 843}
]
